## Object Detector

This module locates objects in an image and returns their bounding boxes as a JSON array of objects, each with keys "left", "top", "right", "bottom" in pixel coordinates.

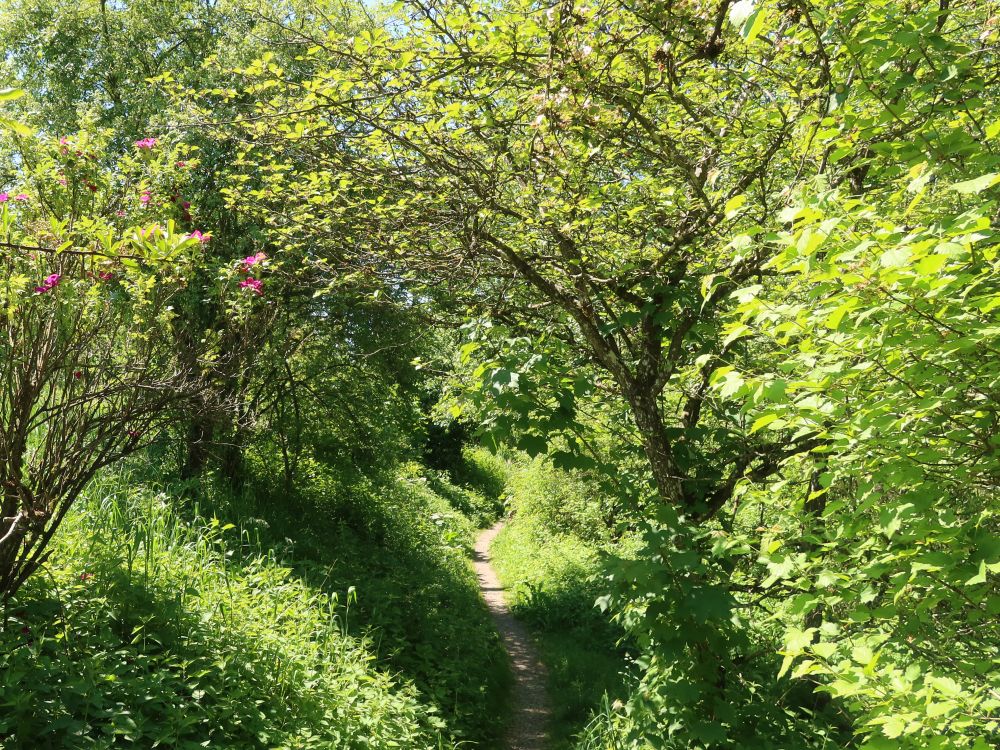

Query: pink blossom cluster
[
  {"left": 240, "top": 277, "right": 263, "bottom": 295},
  {"left": 135, "top": 137, "right": 157, "bottom": 150},
  {"left": 242, "top": 252, "right": 266, "bottom": 271},
  {"left": 238, "top": 252, "right": 267, "bottom": 296},
  {"left": 0, "top": 192, "right": 29, "bottom": 202},
  {"left": 35, "top": 274, "right": 61, "bottom": 294}
]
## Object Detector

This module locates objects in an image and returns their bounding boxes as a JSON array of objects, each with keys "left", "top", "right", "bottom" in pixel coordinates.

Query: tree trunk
[
  {"left": 627, "top": 390, "right": 688, "bottom": 507},
  {"left": 181, "top": 418, "right": 213, "bottom": 480}
]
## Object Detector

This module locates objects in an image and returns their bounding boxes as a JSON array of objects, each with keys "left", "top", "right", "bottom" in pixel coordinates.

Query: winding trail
[{"left": 474, "top": 521, "right": 550, "bottom": 750}]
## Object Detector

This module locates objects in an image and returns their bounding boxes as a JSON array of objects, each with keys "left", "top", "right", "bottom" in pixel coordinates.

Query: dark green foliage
[
  {"left": 490, "top": 458, "right": 635, "bottom": 749},
  {"left": 0, "top": 474, "right": 441, "bottom": 749},
  {"left": 206, "top": 455, "right": 512, "bottom": 747}
]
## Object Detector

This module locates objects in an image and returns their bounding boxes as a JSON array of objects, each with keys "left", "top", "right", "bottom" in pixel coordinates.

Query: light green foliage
[
  {"left": 727, "top": 162, "right": 1000, "bottom": 748},
  {"left": 707, "top": 4, "right": 1000, "bottom": 744},
  {"left": 0, "top": 473, "right": 443, "bottom": 748},
  {"left": 490, "top": 457, "right": 636, "bottom": 748}
]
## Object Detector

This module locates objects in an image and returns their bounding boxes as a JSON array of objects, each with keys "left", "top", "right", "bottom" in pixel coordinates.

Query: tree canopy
[{"left": 1, "top": 1, "right": 998, "bottom": 748}]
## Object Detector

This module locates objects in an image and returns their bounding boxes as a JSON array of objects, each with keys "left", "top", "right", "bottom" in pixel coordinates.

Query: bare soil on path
[{"left": 474, "top": 521, "right": 550, "bottom": 750}]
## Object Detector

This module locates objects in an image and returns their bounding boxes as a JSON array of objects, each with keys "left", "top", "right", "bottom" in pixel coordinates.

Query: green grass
[
  {"left": 488, "top": 457, "right": 637, "bottom": 750},
  {"left": 209, "top": 453, "right": 513, "bottom": 747},
  {"left": 0, "top": 456, "right": 512, "bottom": 749}
]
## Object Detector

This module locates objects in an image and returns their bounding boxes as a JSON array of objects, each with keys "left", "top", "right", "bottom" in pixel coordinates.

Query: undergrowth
[
  {"left": 488, "top": 456, "right": 637, "bottom": 749},
  {"left": 0, "top": 474, "right": 440, "bottom": 748},
  {"left": 0, "top": 452, "right": 511, "bottom": 749}
]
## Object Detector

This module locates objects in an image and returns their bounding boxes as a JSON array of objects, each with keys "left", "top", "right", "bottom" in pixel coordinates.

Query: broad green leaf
[
  {"left": 750, "top": 413, "right": 780, "bottom": 433},
  {"left": 879, "top": 246, "right": 911, "bottom": 267},
  {"left": 742, "top": 7, "right": 769, "bottom": 43},
  {"left": 950, "top": 173, "right": 1000, "bottom": 194},
  {"left": 965, "top": 559, "right": 987, "bottom": 586},
  {"left": 724, "top": 194, "right": 747, "bottom": 218},
  {"left": 881, "top": 716, "right": 907, "bottom": 739},
  {"left": 915, "top": 254, "right": 948, "bottom": 275}
]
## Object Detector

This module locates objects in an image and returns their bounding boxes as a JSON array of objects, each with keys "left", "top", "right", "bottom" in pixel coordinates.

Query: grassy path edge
[{"left": 474, "top": 522, "right": 550, "bottom": 749}]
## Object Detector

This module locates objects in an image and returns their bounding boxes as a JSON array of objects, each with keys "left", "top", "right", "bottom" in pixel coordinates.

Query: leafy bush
[
  {"left": 504, "top": 456, "right": 616, "bottom": 545},
  {"left": 490, "top": 457, "right": 634, "bottom": 748},
  {"left": 210, "top": 454, "right": 512, "bottom": 747},
  {"left": 0, "top": 474, "right": 441, "bottom": 749},
  {"left": 451, "top": 447, "right": 509, "bottom": 512}
]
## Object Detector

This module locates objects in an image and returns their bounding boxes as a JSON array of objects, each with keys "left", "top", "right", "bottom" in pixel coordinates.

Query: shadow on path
[{"left": 475, "top": 522, "right": 550, "bottom": 750}]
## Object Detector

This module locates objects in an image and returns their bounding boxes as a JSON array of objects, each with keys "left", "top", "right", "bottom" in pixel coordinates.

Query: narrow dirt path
[{"left": 474, "top": 521, "right": 550, "bottom": 750}]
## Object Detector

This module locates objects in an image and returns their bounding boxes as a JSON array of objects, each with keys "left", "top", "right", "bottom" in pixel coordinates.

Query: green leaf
[
  {"left": 0, "top": 88, "right": 24, "bottom": 102},
  {"left": 881, "top": 716, "right": 906, "bottom": 739},
  {"left": 724, "top": 194, "right": 747, "bottom": 218},
  {"left": 0, "top": 115, "right": 32, "bottom": 137},
  {"left": 812, "top": 642, "right": 837, "bottom": 659},
  {"left": 950, "top": 173, "right": 1000, "bottom": 195},
  {"left": 879, "top": 246, "right": 911, "bottom": 268},
  {"left": 965, "top": 559, "right": 987, "bottom": 585},
  {"left": 517, "top": 433, "right": 547, "bottom": 456},
  {"left": 741, "top": 7, "right": 769, "bottom": 43},
  {"left": 915, "top": 254, "right": 947, "bottom": 275},
  {"left": 824, "top": 304, "right": 852, "bottom": 330},
  {"left": 750, "top": 413, "right": 780, "bottom": 433}
]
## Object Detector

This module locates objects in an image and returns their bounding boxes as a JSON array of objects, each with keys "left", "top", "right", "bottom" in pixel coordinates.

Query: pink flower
[
  {"left": 14, "top": 193, "right": 27, "bottom": 201},
  {"left": 59, "top": 136, "right": 69, "bottom": 145},
  {"left": 0, "top": 193, "right": 7, "bottom": 203},
  {"left": 34, "top": 273, "right": 61, "bottom": 294},
  {"left": 140, "top": 191, "right": 151, "bottom": 204},
  {"left": 115, "top": 210, "right": 126, "bottom": 217},
  {"left": 239, "top": 277, "right": 264, "bottom": 296},
  {"left": 241, "top": 252, "right": 267, "bottom": 270},
  {"left": 98, "top": 271, "right": 115, "bottom": 281},
  {"left": 135, "top": 137, "right": 157, "bottom": 150},
  {"left": 188, "top": 230, "right": 210, "bottom": 243},
  {"left": 176, "top": 161, "right": 187, "bottom": 168}
]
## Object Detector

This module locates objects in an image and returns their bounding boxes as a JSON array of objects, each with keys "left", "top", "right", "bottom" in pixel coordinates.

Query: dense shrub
[
  {"left": 504, "top": 456, "right": 616, "bottom": 545},
  {"left": 0, "top": 475, "right": 440, "bottom": 749},
  {"left": 210, "top": 454, "right": 512, "bottom": 747}
]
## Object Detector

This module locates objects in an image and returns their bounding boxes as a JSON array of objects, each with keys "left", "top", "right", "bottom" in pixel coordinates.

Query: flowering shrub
[{"left": 0, "top": 130, "right": 228, "bottom": 601}]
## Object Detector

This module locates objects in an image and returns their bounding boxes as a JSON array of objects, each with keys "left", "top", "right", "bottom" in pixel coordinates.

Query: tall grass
[
  {"left": 0, "top": 456, "right": 511, "bottom": 749},
  {"left": 488, "top": 456, "right": 638, "bottom": 749}
]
